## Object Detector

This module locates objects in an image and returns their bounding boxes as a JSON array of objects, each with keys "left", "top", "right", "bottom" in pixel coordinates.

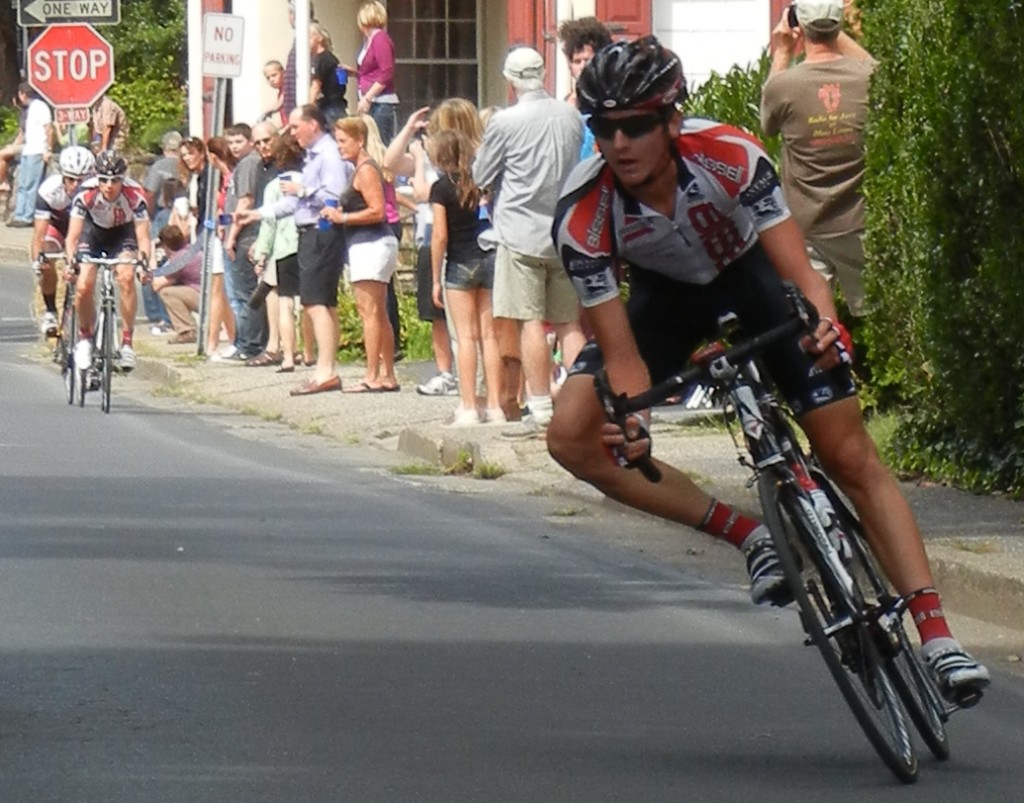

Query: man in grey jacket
[{"left": 473, "top": 47, "right": 586, "bottom": 434}]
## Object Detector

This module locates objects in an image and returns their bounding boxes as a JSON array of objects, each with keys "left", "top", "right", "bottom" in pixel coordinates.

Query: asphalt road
[{"left": 2, "top": 261, "right": 1024, "bottom": 801}]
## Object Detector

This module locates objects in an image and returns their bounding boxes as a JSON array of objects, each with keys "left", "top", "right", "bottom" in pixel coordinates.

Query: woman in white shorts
[{"left": 322, "top": 116, "right": 400, "bottom": 392}]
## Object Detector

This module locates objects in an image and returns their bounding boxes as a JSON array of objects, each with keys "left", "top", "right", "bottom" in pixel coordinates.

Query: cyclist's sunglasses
[
  {"left": 588, "top": 112, "right": 666, "bottom": 141},
  {"left": 98, "top": 176, "right": 124, "bottom": 184}
]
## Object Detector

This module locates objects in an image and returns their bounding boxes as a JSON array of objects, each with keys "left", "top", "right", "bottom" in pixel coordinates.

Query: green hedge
[{"left": 860, "top": 0, "right": 1024, "bottom": 494}]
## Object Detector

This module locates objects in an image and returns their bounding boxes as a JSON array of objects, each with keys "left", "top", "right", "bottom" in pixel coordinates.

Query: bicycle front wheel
[
  {"left": 817, "top": 474, "right": 951, "bottom": 761},
  {"left": 100, "top": 304, "right": 114, "bottom": 414},
  {"left": 758, "top": 472, "right": 918, "bottom": 784}
]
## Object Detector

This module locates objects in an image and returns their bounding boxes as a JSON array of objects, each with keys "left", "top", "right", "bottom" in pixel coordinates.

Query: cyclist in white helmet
[{"left": 31, "top": 145, "right": 94, "bottom": 336}]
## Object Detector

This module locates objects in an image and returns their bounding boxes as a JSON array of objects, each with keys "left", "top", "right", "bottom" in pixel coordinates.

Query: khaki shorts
[
  {"left": 806, "top": 230, "right": 866, "bottom": 317},
  {"left": 492, "top": 244, "right": 579, "bottom": 323}
]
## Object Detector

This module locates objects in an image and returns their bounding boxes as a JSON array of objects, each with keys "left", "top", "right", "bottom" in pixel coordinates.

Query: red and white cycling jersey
[
  {"left": 71, "top": 176, "right": 148, "bottom": 230},
  {"left": 553, "top": 118, "right": 791, "bottom": 308},
  {"left": 33, "top": 174, "right": 76, "bottom": 234}
]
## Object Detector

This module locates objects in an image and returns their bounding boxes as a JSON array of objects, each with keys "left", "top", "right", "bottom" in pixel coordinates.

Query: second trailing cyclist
[
  {"left": 31, "top": 145, "right": 95, "bottom": 336},
  {"left": 65, "top": 150, "right": 151, "bottom": 372},
  {"left": 545, "top": 37, "right": 989, "bottom": 706}
]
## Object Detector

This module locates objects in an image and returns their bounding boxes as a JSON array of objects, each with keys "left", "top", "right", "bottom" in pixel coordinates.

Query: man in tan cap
[
  {"left": 760, "top": 0, "right": 875, "bottom": 318},
  {"left": 472, "top": 46, "right": 585, "bottom": 435}
]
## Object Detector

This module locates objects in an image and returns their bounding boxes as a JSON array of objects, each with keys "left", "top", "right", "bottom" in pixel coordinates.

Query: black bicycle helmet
[
  {"left": 95, "top": 149, "right": 127, "bottom": 177},
  {"left": 576, "top": 35, "right": 687, "bottom": 116}
]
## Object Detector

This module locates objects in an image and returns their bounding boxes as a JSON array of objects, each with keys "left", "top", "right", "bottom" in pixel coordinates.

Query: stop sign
[{"left": 27, "top": 24, "right": 114, "bottom": 109}]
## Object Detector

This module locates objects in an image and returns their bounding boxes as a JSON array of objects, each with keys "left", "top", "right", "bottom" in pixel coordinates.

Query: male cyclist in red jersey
[
  {"left": 546, "top": 36, "right": 989, "bottom": 706},
  {"left": 65, "top": 150, "right": 151, "bottom": 372},
  {"left": 31, "top": 145, "right": 95, "bottom": 336}
]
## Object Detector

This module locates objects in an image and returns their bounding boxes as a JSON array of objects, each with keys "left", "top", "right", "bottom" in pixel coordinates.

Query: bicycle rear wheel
[
  {"left": 815, "top": 473, "right": 951, "bottom": 761},
  {"left": 758, "top": 472, "right": 918, "bottom": 784},
  {"left": 100, "top": 302, "right": 114, "bottom": 414}
]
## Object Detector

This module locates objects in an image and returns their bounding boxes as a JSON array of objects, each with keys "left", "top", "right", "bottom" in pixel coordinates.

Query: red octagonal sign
[{"left": 28, "top": 24, "right": 114, "bottom": 109}]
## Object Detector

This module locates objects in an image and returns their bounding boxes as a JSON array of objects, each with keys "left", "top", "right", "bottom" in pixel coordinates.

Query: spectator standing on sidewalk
[
  {"left": 250, "top": 134, "right": 304, "bottom": 374},
  {"left": 239, "top": 105, "right": 352, "bottom": 395},
  {"left": 429, "top": 128, "right": 503, "bottom": 426},
  {"left": 203, "top": 136, "right": 238, "bottom": 359},
  {"left": 472, "top": 47, "right": 586, "bottom": 434},
  {"left": 324, "top": 115, "right": 399, "bottom": 393},
  {"left": 223, "top": 123, "right": 269, "bottom": 361},
  {"left": 341, "top": 1, "right": 399, "bottom": 145},
  {"left": 244, "top": 121, "right": 289, "bottom": 368},
  {"left": 760, "top": 0, "right": 875, "bottom": 318},
  {"left": 7, "top": 83, "right": 53, "bottom": 228},
  {"left": 310, "top": 22, "right": 348, "bottom": 127},
  {"left": 90, "top": 94, "right": 129, "bottom": 153},
  {"left": 142, "top": 130, "right": 185, "bottom": 333},
  {"left": 557, "top": 17, "right": 612, "bottom": 160},
  {"left": 262, "top": 60, "right": 287, "bottom": 130}
]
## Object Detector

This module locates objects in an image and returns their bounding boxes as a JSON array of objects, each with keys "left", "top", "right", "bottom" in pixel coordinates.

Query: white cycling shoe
[
  {"left": 921, "top": 637, "right": 990, "bottom": 708},
  {"left": 73, "top": 338, "right": 93, "bottom": 370},
  {"left": 118, "top": 343, "right": 136, "bottom": 372}
]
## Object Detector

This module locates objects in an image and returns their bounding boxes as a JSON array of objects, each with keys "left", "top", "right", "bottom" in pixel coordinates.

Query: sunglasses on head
[{"left": 587, "top": 112, "right": 667, "bottom": 141}]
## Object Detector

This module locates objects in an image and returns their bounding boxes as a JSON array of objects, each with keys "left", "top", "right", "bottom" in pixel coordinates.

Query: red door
[
  {"left": 506, "top": 0, "right": 558, "bottom": 94},
  {"left": 595, "top": 0, "right": 652, "bottom": 39}
]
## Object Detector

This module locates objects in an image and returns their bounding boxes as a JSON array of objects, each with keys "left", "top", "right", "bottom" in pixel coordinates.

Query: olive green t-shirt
[{"left": 761, "top": 56, "right": 876, "bottom": 236}]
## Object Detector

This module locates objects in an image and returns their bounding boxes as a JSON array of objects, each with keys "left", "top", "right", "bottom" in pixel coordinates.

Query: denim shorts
[{"left": 445, "top": 253, "right": 494, "bottom": 291}]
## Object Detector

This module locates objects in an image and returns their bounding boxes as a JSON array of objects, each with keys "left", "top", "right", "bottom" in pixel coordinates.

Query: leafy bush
[
  {"left": 336, "top": 280, "right": 433, "bottom": 363},
  {"left": 860, "top": 0, "right": 1024, "bottom": 494},
  {"left": 687, "top": 50, "right": 780, "bottom": 163},
  {"left": 106, "top": 0, "right": 187, "bottom": 151},
  {"left": 0, "top": 106, "right": 18, "bottom": 142}
]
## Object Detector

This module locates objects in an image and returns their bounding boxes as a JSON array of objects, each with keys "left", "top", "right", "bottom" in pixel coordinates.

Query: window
[{"left": 388, "top": 0, "right": 478, "bottom": 121}]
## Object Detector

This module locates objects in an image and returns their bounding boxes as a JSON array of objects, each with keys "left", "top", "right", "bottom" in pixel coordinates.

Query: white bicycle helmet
[{"left": 59, "top": 146, "right": 96, "bottom": 179}]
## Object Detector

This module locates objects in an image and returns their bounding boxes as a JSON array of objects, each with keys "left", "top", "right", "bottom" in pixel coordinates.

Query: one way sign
[{"left": 18, "top": 0, "right": 121, "bottom": 27}]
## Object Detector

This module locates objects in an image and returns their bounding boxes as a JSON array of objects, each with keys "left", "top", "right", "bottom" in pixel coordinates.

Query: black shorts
[
  {"left": 569, "top": 243, "right": 857, "bottom": 417},
  {"left": 297, "top": 225, "right": 344, "bottom": 307},
  {"left": 276, "top": 252, "right": 300, "bottom": 298},
  {"left": 77, "top": 221, "right": 138, "bottom": 258},
  {"left": 415, "top": 243, "right": 444, "bottom": 322}
]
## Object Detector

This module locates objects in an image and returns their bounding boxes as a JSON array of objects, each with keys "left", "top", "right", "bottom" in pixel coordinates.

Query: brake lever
[{"left": 593, "top": 369, "right": 662, "bottom": 483}]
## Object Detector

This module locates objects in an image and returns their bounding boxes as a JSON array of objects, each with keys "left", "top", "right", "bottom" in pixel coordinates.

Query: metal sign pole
[{"left": 196, "top": 77, "right": 225, "bottom": 357}]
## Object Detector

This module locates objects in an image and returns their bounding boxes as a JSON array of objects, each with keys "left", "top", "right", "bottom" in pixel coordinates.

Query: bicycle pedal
[{"left": 951, "top": 687, "right": 984, "bottom": 710}]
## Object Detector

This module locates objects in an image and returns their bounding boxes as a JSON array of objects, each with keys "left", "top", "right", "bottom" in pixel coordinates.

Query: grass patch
[
  {"left": 443, "top": 449, "right": 474, "bottom": 476},
  {"left": 473, "top": 461, "right": 506, "bottom": 480},
  {"left": 547, "top": 506, "right": 589, "bottom": 517},
  {"left": 390, "top": 462, "right": 442, "bottom": 476},
  {"left": 948, "top": 539, "right": 1000, "bottom": 555}
]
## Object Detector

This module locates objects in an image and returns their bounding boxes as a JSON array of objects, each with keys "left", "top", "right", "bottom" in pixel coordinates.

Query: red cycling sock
[
  {"left": 122, "top": 331, "right": 133, "bottom": 347},
  {"left": 906, "top": 587, "right": 953, "bottom": 644},
  {"left": 697, "top": 498, "right": 760, "bottom": 549}
]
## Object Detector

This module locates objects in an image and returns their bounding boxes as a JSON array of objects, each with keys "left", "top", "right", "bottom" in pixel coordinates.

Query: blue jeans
[
  {"left": 13, "top": 153, "right": 45, "bottom": 222},
  {"left": 369, "top": 102, "right": 397, "bottom": 146},
  {"left": 224, "top": 239, "right": 267, "bottom": 356}
]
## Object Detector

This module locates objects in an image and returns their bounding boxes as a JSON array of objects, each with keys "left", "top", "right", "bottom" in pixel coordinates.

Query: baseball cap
[
  {"left": 503, "top": 47, "right": 545, "bottom": 82},
  {"left": 795, "top": 0, "right": 843, "bottom": 33}
]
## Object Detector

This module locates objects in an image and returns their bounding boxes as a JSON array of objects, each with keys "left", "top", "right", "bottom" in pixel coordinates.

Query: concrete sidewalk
[{"left": 4, "top": 223, "right": 1023, "bottom": 656}]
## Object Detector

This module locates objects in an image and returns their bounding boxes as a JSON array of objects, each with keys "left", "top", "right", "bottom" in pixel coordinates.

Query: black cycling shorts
[
  {"left": 569, "top": 243, "right": 857, "bottom": 417},
  {"left": 77, "top": 221, "right": 138, "bottom": 258}
]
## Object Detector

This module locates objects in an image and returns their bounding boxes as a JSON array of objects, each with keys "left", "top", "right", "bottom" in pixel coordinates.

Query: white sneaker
[
  {"left": 416, "top": 371, "right": 458, "bottom": 396},
  {"left": 73, "top": 338, "right": 92, "bottom": 369},
  {"left": 500, "top": 414, "right": 547, "bottom": 440},
  {"left": 40, "top": 311, "right": 58, "bottom": 336},
  {"left": 208, "top": 344, "right": 240, "bottom": 363},
  {"left": 442, "top": 407, "right": 481, "bottom": 428},
  {"left": 483, "top": 407, "right": 507, "bottom": 425},
  {"left": 118, "top": 343, "right": 136, "bottom": 371}
]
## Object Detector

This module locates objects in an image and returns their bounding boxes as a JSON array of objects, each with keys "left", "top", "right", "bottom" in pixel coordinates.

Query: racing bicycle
[
  {"left": 70, "top": 254, "right": 145, "bottom": 413},
  {"left": 595, "top": 284, "right": 954, "bottom": 784},
  {"left": 34, "top": 251, "right": 78, "bottom": 405}
]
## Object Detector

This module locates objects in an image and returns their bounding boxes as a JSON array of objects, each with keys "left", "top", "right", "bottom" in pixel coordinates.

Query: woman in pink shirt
[{"left": 342, "top": 1, "right": 399, "bottom": 145}]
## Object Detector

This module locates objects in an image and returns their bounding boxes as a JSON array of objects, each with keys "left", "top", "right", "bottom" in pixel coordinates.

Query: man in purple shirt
[
  {"left": 147, "top": 225, "right": 203, "bottom": 344},
  {"left": 240, "top": 104, "right": 352, "bottom": 395}
]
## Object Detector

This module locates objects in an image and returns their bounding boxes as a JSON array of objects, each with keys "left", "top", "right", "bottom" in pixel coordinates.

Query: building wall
[{"left": 654, "top": 0, "right": 770, "bottom": 89}]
